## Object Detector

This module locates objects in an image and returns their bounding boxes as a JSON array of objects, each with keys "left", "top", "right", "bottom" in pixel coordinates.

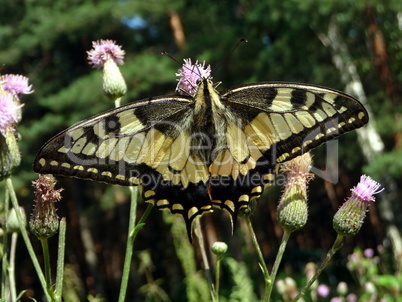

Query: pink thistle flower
[
  {"left": 364, "top": 248, "right": 375, "bottom": 258},
  {"left": 333, "top": 175, "right": 383, "bottom": 236},
  {"left": 176, "top": 58, "right": 211, "bottom": 95},
  {"left": 317, "top": 284, "right": 330, "bottom": 297},
  {"left": 87, "top": 40, "right": 125, "bottom": 69},
  {"left": 350, "top": 175, "right": 383, "bottom": 204},
  {"left": 0, "top": 94, "right": 22, "bottom": 134},
  {"left": 346, "top": 293, "right": 358, "bottom": 302},
  {"left": 2, "top": 74, "right": 34, "bottom": 95}
]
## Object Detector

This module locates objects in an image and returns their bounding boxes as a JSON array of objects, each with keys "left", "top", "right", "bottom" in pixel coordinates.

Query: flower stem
[
  {"left": 118, "top": 187, "right": 138, "bottom": 302},
  {"left": 266, "top": 230, "right": 292, "bottom": 299},
  {"left": 114, "top": 98, "right": 121, "bottom": 108},
  {"left": 2, "top": 185, "right": 10, "bottom": 299},
  {"left": 194, "top": 219, "right": 215, "bottom": 301},
  {"left": 214, "top": 254, "right": 222, "bottom": 302},
  {"left": 5, "top": 178, "right": 54, "bottom": 302},
  {"left": 243, "top": 216, "right": 271, "bottom": 301},
  {"left": 118, "top": 187, "right": 152, "bottom": 302},
  {"left": 40, "top": 238, "right": 52, "bottom": 288},
  {"left": 9, "top": 232, "right": 18, "bottom": 302},
  {"left": 292, "top": 235, "right": 344, "bottom": 301},
  {"left": 55, "top": 218, "right": 66, "bottom": 302}
]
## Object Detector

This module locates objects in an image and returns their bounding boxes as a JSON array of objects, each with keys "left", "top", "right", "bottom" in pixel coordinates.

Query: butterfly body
[{"left": 34, "top": 77, "right": 368, "bottom": 235}]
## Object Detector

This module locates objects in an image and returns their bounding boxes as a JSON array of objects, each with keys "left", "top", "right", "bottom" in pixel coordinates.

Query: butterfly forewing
[
  {"left": 34, "top": 96, "right": 194, "bottom": 185},
  {"left": 221, "top": 82, "right": 368, "bottom": 163}
]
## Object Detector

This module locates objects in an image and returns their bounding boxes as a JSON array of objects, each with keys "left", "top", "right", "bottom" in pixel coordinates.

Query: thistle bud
[
  {"left": 87, "top": 40, "right": 127, "bottom": 100},
  {"left": 211, "top": 241, "right": 228, "bottom": 256},
  {"left": 0, "top": 128, "right": 21, "bottom": 180},
  {"left": 29, "top": 174, "right": 63, "bottom": 239},
  {"left": 275, "top": 279, "right": 286, "bottom": 295},
  {"left": 337, "top": 281, "right": 348, "bottom": 295},
  {"left": 333, "top": 175, "right": 383, "bottom": 236},
  {"left": 102, "top": 58, "right": 127, "bottom": 99},
  {"left": 276, "top": 153, "right": 313, "bottom": 232},
  {"left": 7, "top": 206, "right": 26, "bottom": 233}
]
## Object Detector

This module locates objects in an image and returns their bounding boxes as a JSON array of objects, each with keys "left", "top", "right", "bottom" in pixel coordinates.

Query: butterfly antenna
[
  {"left": 162, "top": 50, "right": 205, "bottom": 78},
  {"left": 161, "top": 51, "right": 182, "bottom": 65},
  {"left": 212, "top": 38, "right": 248, "bottom": 74}
]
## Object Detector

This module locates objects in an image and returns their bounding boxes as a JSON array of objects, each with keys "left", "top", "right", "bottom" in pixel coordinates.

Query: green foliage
[
  {"left": 62, "top": 264, "right": 84, "bottom": 302},
  {"left": 346, "top": 248, "right": 402, "bottom": 300},
  {"left": 1, "top": 0, "right": 402, "bottom": 300},
  {"left": 364, "top": 149, "right": 402, "bottom": 180},
  {"left": 163, "top": 213, "right": 210, "bottom": 302},
  {"left": 138, "top": 250, "right": 170, "bottom": 302},
  {"left": 222, "top": 257, "right": 258, "bottom": 302}
]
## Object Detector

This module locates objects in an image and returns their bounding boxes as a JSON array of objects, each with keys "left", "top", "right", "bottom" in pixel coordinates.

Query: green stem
[
  {"left": 243, "top": 216, "right": 270, "bottom": 301},
  {"left": 8, "top": 232, "right": 18, "bottom": 302},
  {"left": 55, "top": 218, "right": 66, "bottom": 302},
  {"left": 114, "top": 98, "right": 121, "bottom": 108},
  {"left": 5, "top": 178, "right": 53, "bottom": 302},
  {"left": 135, "top": 204, "right": 153, "bottom": 231},
  {"left": 118, "top": 187, "right": 152, "bottom": 302},
  {"left": 266, "top": 230, "right": 292, "bottom": 299},
  {"left": 194, "top": 219, "right": 215, "bottom": 301},
  {"left": 214, "top": 255, "right": 222, "bottom": 302},
  {"left": 292, "top": 235, "right": 344, "bottom": 301},
  {"left": 2, "top": 186, "right": 10, "bottom": 299},
  {"left": 40, "top": 239, "right": 52, "bottom": 289},
  {"left": 118, "top": 187, "right": 138, "bottom": 302}
]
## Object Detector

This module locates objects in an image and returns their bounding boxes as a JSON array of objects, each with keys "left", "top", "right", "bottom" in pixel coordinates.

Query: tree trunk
[
  {"left": 169, "top": 11, "right": 186, "bottom": 51},
  {"left": 365, "top": 5, "right": 400, "bottom": 105}
]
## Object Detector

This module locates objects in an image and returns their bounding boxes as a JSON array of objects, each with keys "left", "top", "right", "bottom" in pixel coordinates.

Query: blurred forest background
[{"left": 1, "top": 0, "right": 402, "bottom": 301}]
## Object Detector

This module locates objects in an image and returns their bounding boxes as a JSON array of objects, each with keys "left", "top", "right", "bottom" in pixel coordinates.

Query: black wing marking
[
  {"left": 207, "top": 82, "right": 368, "bottom": 220},
  {"left": 34, "top": 95, "right": 195, "bottom": 185}
]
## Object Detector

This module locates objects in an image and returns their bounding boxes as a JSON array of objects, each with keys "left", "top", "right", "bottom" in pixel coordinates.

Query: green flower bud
[
  {"left": 102, "top": 58, "right": 127, "bottom": 100},
  {"left": 305, "top": 262, "right": 317, "bottom": 289},
  {"left": 364, "top": 281, "right": 376, "bottom": 295},
  {"left": 276, "top": 153, "right": 313, "bottom": 232},
  {"left": 275, "top": 279, "right": 286, "bottom": 295},
  {"left": 7, "top": 206, "right": 26, "bottom": 233},
  {"left": 277, "top": 193, "right": 308, "bottom": 232},
  {"left": 0, "top": 128, "right": 21, "bottom": 180},
  {"left": 333, "top": 197, "right": 366, "bottom": 236},
  {"left": 211, "top": 241, "right": 228, "bottom": 256},
  {"left": 337, "top": 281, "right": 348, "bottom": 295}
]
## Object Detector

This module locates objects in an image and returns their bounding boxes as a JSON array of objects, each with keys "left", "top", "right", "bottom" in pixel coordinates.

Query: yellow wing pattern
[{"left": 34, "top": 80, "right": 368, "bottom": 237}]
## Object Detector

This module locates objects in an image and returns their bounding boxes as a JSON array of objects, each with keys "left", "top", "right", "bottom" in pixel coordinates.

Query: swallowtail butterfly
[{"left": 34, "top": 59, "right": 368, "bottom": 237}]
